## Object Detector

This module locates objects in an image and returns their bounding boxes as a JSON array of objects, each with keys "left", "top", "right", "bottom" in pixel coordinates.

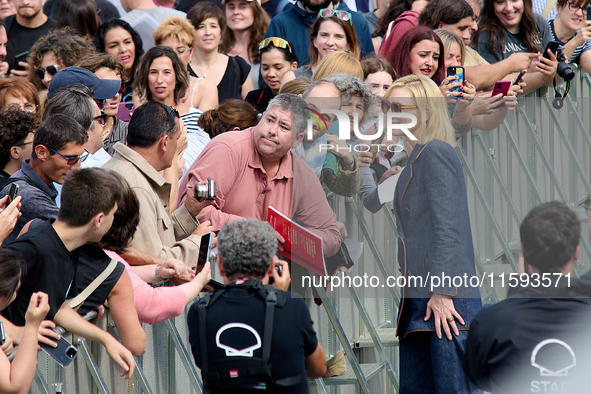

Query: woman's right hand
[{"left": 425, "top": 293, "right": 465, "bottom": 340}]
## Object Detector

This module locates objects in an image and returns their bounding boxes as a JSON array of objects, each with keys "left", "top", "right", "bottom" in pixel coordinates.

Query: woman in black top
[
  {"left": 245, "top": 37, "right": 298, "bottom": 113},
  {"left": 186, "top": 3, "right": 253, "bottom": 104}
]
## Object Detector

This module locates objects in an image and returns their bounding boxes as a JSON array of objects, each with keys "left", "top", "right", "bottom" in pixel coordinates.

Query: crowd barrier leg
[
  {"left": 76, "top": 337, "right": 111, "bottom": 394},
  {"left": 163, "top": 318, "right": 203, "bottom": 393}
]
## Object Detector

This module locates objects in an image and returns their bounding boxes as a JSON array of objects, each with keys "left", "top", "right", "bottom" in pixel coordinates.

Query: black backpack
[{"left": 197, "top": 279, "right": 305, "bottom": 391}]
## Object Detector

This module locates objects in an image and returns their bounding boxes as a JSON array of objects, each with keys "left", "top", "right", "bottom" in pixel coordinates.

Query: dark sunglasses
[
  {"left": 259, "top": 37, "right": 292, "bottom": 53},
  {"left": 381, "top": 100, "right": 418, "bottom": 114},
  {"left": 50, "top": 148, "right": 89, "bottom": 165},
  {"left": 36, "top": 65, "right": 59, "bottom": 79},
  {"left": 318, "top": 8, "right": 352, "bottom": 25},
  {"left": 94, "top": 110, "right": 107, "bottom": 126},
  {"left": 118, "top": 81, "right": 128, "bottom": 95}
]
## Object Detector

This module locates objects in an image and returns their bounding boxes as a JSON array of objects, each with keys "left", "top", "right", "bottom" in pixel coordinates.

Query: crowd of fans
[{"left": 0, "top": 0, "right": 590, "bottom": 392}]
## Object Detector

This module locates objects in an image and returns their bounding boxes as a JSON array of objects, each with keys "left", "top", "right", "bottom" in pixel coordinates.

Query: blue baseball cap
[{"left": 48, "top": 67, "right": 121, "bottom": 99}]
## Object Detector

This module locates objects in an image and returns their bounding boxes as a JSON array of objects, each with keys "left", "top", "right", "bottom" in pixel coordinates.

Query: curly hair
[
  {"left": 218, "top": 219, "right": 277, "bottom": 281},
  {"left": 220, "top": 0, "right": 270, "bottom": 64},
  {"left": 198, "top": 99, "right": 258, "bottom": 138},
  {"left": 133, "top": 45, "right": 189, "bottom": 104},
  {"left": 153, "top": 16, "right": 197, "bottom": 48},
  {"left": 0, "top": 107, "right": 38, "bottom": 169},
  {"left": 28, "top": 28, "right": 97, "bottom": 91}
]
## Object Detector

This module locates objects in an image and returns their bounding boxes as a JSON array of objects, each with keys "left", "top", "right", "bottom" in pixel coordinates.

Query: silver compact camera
[{"left": 195, "top": 178, "right": 216, "bottom": 200}]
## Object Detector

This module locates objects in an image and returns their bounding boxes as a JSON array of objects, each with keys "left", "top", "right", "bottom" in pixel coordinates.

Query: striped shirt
[
  {"left": 549, "top": 19, "right": 591, "bottom": 65},
  {"left": 181, "top": 108, "right": 211, "bottom": 176}
]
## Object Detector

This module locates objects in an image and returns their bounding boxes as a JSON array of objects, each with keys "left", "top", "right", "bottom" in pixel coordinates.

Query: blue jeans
[{"left": 399, "top": 330, "right": 482, "bottom": 394}]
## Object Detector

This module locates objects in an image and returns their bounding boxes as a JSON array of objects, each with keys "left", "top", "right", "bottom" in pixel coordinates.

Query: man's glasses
[
  {"left": 94, "top": 98, "right": 105, "bottom": 109},
  {"left": 568, "top": 1, "right": 587, "bottom": 14},
  {"left": 36, "top": 65, "right": 59, "bottom": 80},
  {"left": 50, "top": 148, "right": 89, "bottom": 165},
  {"left": 381, "top": 100, "right": 418, "bottom": 114},
  {"left": 259, "top": 37, "right": 293, "bottom": 53},
  {"left": 318, "top": 8, "right": 352, "bottom": 25},
  {"left": 94, "top": 110, "right": 107, "bottom": 126}
]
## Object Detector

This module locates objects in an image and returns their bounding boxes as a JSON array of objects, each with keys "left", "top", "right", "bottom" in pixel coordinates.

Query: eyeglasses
[
  {"left": 36, "top": 65, "right": 59, "bottom": 80},
  {"left": 259, "top": 37, "right": 293, "bottom": 53},
  {"left": 8, "top": 102, "right": 37, "bottom": 113},
  {"left": 50, "top": 148, "right": 89, "bottom": 165},
  {"left": 94, "top": 110, "right": 107, "bottom": 126},
  {"left": 567, "top": 1, "right": 587, "bottom": 14},
  {"left": 318, "top": 8, "right": 352, "bottom": 25},
  {"left": 381, "top": 100, "right": 418, "bottom": 114},
  {"left": 118, "top": 82, "right": 128, "bottom": 95}
]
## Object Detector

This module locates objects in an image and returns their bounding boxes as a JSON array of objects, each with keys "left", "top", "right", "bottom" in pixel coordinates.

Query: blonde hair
[
  {"left": 279, "top": 78, "right": 310, "bottom": 95},
  {"left": 153, "top": 16, "right": 197, "bottom": 48},
  {"left": 435, "top": 29, "right": 465, "bottom": 66},
  {"left": 385, "top": 75, "right": 455, "bottom": 146},
  {"left": 312, "top": 51, "right": 363, "bottom": 81}
]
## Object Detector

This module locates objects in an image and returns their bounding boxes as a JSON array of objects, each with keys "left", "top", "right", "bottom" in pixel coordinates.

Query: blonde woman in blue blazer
[{"left": 388, "top": 75, "right": 482, "bottom": 394}]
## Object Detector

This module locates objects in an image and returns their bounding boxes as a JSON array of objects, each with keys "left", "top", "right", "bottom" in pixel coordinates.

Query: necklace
[
  {"left": 200, "top": 53, "right": 219, "bottom": 78},
  {"left": 102, "top": 116, "right": 115, "bottom": 140}
]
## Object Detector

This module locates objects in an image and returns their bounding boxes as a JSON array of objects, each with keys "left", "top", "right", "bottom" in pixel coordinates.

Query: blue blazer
[{"left": 393, "top": 141, "right": 481, "bottom": 338}]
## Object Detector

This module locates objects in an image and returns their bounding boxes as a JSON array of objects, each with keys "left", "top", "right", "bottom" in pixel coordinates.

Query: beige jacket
[{"left": 102, "top": 143, "right": 201, "bottom": 265}]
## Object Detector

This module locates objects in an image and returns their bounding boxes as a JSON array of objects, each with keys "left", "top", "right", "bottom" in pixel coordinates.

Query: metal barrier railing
[{"left": 22, "top": 68, "right": 591, "bottom": 394}]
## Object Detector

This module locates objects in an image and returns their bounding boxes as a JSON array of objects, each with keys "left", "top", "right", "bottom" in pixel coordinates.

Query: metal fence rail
[{"left": 26, "top": 69, "right": 591, "bottom": 393}]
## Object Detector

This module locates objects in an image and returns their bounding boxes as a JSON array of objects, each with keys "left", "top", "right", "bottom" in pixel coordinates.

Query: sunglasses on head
[
  {"left": 259, "top": 37, "right": 292, "bottom": 53},
  {"left": 381, "top": 100, "right": 418, "bottom": 114},
  {"left": 94, "top": 110, "right": 107, "bottom": 126},
  {"left": 318, "top": 8, "right": 352, "bottom": 25},
  {"left": 50, "top": 148, "right": 89, "bottom": 165},
  {"left": 36, "top": 65, "right": 59, "bottom": 80}
]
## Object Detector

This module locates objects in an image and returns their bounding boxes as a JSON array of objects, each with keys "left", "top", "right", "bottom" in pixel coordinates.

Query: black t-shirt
[
  {"left": 245, "top": 87, "right": 275, "bottom": 113},
  {"left": 4, "top": 15, "right": 56, "bottom": 71},
  {"left": 75, "top": 246, "right": 125, "bottom": 316},
  {"left": 192, "top": 55, "right": 250, "bottom": 105},
  {"left": 187, "top": 286, "right": 318, "bottom": 393},
  {"left": 4, "top": 15, "right": 55, "bottom": 69},
  {"left": 2, "top": 220, "right": 79, "bottom": 326}
]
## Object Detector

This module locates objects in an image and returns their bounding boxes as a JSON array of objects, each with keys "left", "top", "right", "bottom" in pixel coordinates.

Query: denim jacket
[{"left": 393, "top": 141, "right": 481, "bottom": 338}]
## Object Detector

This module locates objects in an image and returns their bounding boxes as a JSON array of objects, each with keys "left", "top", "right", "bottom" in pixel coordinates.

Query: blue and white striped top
[{"left": 181, "top": 108, "right": 211, "bottom": 176}]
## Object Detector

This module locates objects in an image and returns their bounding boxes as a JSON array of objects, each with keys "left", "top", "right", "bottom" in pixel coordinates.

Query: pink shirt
[
  {"left": 105, "top": 250, "right": 186, "bottom": 325},
  {"left": 179, "top": 127, "right": 341, "bottom": 256}
]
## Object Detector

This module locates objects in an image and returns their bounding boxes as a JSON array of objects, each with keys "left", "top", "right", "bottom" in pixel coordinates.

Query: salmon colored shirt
[{"left": 179, "top": 127, "right": 341, "bottom": 256}]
